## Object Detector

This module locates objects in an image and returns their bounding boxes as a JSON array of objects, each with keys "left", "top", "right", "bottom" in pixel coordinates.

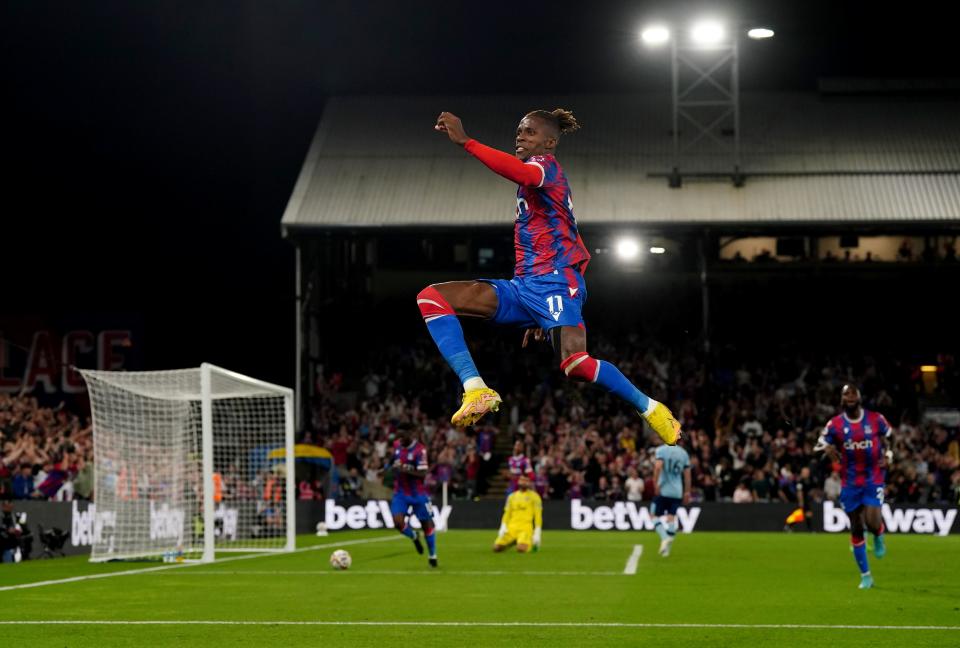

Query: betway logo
[
  {"left": 844, "top": 439, "right": 873, "bottom": 450},
  {"left": 71, "top": 502, "right": 117, "bottom": 547},
  {"left": 823, "top": 501, "right": 957, "bottom": 536},
  {"left": 571, "top": 499, "right": 700, "bottom": 532},
  {"left": 324, "top": 499, "right": 451, "bottom": 532},
  {"left": 150, "top": 502, "right": 185, "bottom": 543}
]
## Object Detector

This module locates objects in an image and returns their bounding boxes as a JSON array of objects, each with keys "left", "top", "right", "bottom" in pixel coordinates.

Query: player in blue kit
[
  {"left": 418, "top": 109, "right": 681, "bottom": 446},
  {"left": 389, "top": 424, "right": 437, "bottom": 567},
  {"left": 816, "top": 385, "right": 893, "bottom": 589},
  {"left": 651, "top": 439, "right": 691, "bottom": 557}
]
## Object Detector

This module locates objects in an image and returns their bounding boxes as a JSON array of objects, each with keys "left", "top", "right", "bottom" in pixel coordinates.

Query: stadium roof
[{"left": 281, "top": 93, "right": 960, "bottom": 230}]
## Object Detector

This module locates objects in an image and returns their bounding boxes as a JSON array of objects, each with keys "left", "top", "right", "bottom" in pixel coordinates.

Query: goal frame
[{"left": 82, "top": 363, "right": 295, "bottom": 563}]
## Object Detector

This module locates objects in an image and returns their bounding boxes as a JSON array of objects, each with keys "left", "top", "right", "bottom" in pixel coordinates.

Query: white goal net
[{"left": 79, "top": 364, "right": 295, "bottom": 562}]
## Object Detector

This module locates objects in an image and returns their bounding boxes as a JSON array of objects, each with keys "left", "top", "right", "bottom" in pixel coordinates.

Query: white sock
[
  {"left": 643, "top": 399, "right": 659, "bottom": 417},
  {"left": 463, "top": 377, "right": 488, "bottom": 391}
]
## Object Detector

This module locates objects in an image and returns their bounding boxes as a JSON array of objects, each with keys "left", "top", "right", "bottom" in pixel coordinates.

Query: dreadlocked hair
[{"left": 525, "top": 108, "right": 581, "bottom": 135}]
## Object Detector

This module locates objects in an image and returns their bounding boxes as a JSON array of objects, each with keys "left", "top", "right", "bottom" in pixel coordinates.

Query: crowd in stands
[
  {"left": 307, "top": 336, "right": 960, "bottom": 509},
  {"left": 726, "top": 237, "right": 958, "bottom": 263},
  {"left": 0, "top": 394, "right": 94, "bottom": 502},
  {"left": 2, "top": 337, "right": 959, "bottom": 512}
]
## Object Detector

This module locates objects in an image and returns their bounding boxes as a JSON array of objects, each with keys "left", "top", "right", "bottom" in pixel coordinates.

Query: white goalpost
[{"left": 79, "top": 363, "right": 295, "bottom": 563}]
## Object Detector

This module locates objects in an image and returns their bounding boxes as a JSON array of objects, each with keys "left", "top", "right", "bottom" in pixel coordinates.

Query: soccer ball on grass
[{"left": 330, "top": 549, "right": 352, "bottom": 570}]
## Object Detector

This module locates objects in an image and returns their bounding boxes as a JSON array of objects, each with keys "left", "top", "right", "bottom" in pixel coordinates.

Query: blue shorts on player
[
  {"left": 480, "top": 268, "right": 587, "bottom": 331},
  {"left": 840, "top": 484, "right": 884, "bottom": 512},
  {"left": 391, "top": 492, "right": 433, "bottom": 522},
  {"left": 651, "top": 495, "right": 682, "bottom": 517}
]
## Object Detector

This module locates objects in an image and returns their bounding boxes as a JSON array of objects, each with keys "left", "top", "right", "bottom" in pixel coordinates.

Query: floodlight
[
  {"left": 747, "top": 27, "right": 774, "bottom": 39},
  {"left": 649, "top": 247, "right": 666, "bottom": 254},
  {"left": 616, "top": 239, "right": 640, "bottom": 260},
  {"left": 690, "top": 21, "right": 725, "bottom": 46},
  {"left": 641, "top": 26, "right": 670, "bottom": 45}
]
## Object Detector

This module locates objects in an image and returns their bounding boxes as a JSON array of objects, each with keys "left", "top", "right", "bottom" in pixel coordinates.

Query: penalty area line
[
  {"left": 0, "top": 621, "right": 957, "bottom": 631},
  {"left": 623, "top": 545, "right": 642, "bottom": 575},
  {"left": 0, "top": 535, "right": 402, "bottom": 593}
]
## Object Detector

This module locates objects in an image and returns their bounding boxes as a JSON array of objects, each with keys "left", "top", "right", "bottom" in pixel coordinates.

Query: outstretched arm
[{"left": 435, "top": 111, "right": 543, "bottom": 187}]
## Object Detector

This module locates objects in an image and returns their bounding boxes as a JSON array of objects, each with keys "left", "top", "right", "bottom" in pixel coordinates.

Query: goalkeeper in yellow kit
[{"left": 493, "top": 476, "right": 542, "bottom": 553}]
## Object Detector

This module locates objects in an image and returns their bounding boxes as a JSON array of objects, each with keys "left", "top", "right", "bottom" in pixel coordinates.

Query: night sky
[{"left": 4, "top": 0, "right": 956, "bottom": 387}]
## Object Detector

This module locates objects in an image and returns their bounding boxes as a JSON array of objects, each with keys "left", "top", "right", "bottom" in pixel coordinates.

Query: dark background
[{"left": 4, "top": 0, "right": 957, "bottom": 386}]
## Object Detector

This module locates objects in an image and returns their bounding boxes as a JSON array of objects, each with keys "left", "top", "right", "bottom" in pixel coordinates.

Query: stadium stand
[{"left": 7, "top": 339, "right": 956, "bottom": 508}]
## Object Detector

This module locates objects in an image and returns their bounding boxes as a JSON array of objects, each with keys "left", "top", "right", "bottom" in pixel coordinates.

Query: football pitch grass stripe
[
  {"left": 0, "top": 534, "right": 402, "bottom": 592},
  {"left": 0, "top": 621, "right": 958, "bottom": 631},
  {"left": 623, "top": 544, "right": 642, "bottom": 574}
]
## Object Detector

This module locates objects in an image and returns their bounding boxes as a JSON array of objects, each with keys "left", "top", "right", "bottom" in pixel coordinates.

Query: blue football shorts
[
  {"left": 651, "top": 495, "right": 682, "bottom": 517},
  {"left": 391, "top": 492, "right": 433, "bottom": 522},
  {"left": 480, "top": 268, "right": 587, "bottom": 332},
  {"left": 840, "top": 484, "right": 884, "bottom": 512}
]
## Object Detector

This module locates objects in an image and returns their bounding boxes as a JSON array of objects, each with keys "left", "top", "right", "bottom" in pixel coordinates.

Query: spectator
[
  {"left": 12, "top": 465, "right": 34, "bottom": 499},
  {"left": 733, "top": 480, "right": 754, "bottom": 503},
  {"left": 625, "top": 467, "right": 644, "bottom": 503}
]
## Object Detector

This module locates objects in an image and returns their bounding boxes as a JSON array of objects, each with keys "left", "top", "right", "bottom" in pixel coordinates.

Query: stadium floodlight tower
[{"left": 641, "top": 19, "right": 774, "bottom": 188}]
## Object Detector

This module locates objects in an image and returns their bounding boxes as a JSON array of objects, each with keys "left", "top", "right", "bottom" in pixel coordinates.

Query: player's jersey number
[{"left": 546, "top": 295, "right": 564, "bottom": 321}]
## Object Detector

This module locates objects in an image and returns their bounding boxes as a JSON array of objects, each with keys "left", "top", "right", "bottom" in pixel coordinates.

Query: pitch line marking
[
  {"left": 0, "top": 621, "right": 957, "bottom": 631},
  {"left": 152, "top": 570, "right": 624, "bottom": 576},
  {"left": 623, "top": 544, "right": 642, "bottom": 574},
  {"left": 0, "top": 535, "right": 402, "bottom": 593}
]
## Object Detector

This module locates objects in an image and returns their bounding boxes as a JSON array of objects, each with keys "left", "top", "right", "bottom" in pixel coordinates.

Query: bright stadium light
[
  {"left": 690, "top": 20, "right": 725, "bottom": 46},
  {"left": 649, "top": 246, "right": 666, "bottom": 254},
  {"left": 747, "top": 27, "right": 775, "bottom": 39},
  {"left": 641, "top": 25, "right": 670, "bottom": 45},
  {"left": 616, "top": 238, "right": 640, "bottom": 260}
]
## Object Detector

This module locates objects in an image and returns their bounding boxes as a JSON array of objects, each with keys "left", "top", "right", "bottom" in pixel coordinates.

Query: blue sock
[
  {"left": 425, "top": 316, "right": 480, "bottom": 385},
  {"left": 424, "top": 529, "right": 437, "bottom": 557},
  {"left": 654, "top": 520, "right": 669, "bottom": 541},
  {"left": 595, "top": 361, "right": 651, "bottom": 412},
  {"left": 667, "top": 521, "right": 677, "bottom": 537},
  {"left": 852, "top": 540, "right": 869, "bottom": 574},
  {"left": 399, "top": 524, "right": 415, "bottom": 540}
]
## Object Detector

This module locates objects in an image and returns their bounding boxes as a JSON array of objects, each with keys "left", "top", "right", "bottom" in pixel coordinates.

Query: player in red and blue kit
[
  {"left": 506, "top": 440, "right": 534, "bottom": 495},
  {"left": 390, "top": 424, "right": 437, "bottom": 567},
  {"left": 418, "top": 109, "right": 681, "bottom": 445},
  {"left": 816, "top": 385, "right": 893, "bottom": 589}
]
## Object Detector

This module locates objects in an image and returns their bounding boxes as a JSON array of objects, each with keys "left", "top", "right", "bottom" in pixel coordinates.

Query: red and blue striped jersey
[
  {"left": 514, "top": 154, "right": 590, "bottom": 277},
  {"left": 507, "top": 454, "right": 533, "bottom": 490},
  {"left": 820, "top": 410, "right": 892, "bottom": 487},
  {"left": 392, "top": 440, "right": 429, "bottom": 496}
]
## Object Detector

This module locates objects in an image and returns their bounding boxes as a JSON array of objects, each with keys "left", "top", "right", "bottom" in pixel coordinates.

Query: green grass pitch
[{"left": 2, "top": 530, "right": 958, "bottom": 646}]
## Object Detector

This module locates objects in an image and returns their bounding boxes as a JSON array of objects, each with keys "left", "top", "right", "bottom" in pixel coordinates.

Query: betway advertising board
[
  {"left": 7, "top": 499, "right": 957, "bottom": 559},
  {"left": 307, "top": 499, "right": 960, "bottom": 535}
]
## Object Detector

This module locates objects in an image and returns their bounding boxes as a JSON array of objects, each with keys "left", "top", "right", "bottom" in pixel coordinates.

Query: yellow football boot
[
  {"left": 451, "top": 388, "right": 502, "bottom": 427},
  {"left": 643, "top": 401, "right": 682, "bottom": 445}
]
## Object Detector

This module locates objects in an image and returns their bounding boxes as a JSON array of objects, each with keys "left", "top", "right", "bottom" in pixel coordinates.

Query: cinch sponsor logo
[
  {"left": 324, "top": 499, "right": 451, "bottom": 532},
  {"left": 570, "top": 499, "right": 700, "bottom": 533},
  {"left": 823, "top": 501, "right": 957, "bottom": 536},
  {"left": 844, "top": 439, "right": 873, "bottom": 450},
  {"left": 71, "top": 502, "right": 116, "bottom": 547}
]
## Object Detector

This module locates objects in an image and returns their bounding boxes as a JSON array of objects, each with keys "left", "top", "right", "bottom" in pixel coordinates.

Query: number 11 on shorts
[{"left": 547, "top": 295, "right": 564, "bottom": 321}]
